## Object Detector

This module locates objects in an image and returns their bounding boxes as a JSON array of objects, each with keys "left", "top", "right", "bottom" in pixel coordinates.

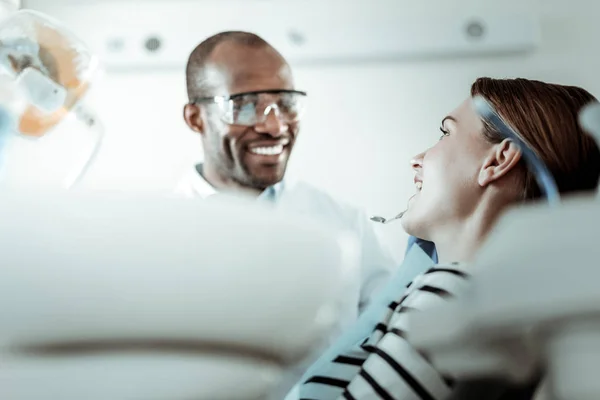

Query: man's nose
[{"left": 255, "top": 107, "right": 288, "bottom": 137}]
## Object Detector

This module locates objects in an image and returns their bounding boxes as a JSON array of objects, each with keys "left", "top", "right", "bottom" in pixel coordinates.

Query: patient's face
[{"left": 401, "top": 98, "right": 492, "bottom": 240}]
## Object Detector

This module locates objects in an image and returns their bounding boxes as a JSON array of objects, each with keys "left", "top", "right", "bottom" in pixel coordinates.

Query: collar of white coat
[{"left": 181, "top": 163, "right": 286, "bottom": 202}]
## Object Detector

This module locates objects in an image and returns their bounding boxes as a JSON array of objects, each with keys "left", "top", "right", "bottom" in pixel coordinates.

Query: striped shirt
[{"left": 300, "top": 263, "right": 470, "bottom": 400}]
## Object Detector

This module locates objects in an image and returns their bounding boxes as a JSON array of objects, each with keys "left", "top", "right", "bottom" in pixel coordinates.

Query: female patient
[{"left": 300, "top": 77, "right": 600, "bottom": 399}]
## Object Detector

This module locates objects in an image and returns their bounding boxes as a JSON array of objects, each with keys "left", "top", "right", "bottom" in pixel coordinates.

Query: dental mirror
[{"left": 370, "top": 210, "right": 405, "bottom": 224}]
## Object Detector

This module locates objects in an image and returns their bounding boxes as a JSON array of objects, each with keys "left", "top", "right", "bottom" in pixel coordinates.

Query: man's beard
[{"left": 231, "top": 160, "right": 284, "bottom": 190}]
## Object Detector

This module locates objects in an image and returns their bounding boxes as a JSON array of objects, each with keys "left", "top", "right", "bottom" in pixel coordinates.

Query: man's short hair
[{"left": 185, "top": 31, "right": 269, "bottom": 100}]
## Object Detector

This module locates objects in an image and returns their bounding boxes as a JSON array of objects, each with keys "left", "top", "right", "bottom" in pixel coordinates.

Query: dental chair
[
  {"left": 409, "top": 195, "right": 600, "bottom": 400},
  {"left": 400, "top": 96, "right": 600, "bottom": 400},
  {"left": 0, "top": 191, "right": 359, "bottom": 400}
]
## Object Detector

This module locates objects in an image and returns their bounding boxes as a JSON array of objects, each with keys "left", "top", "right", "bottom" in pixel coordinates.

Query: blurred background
[{"left": 19, "top": 0, "right": 600, "bottom": 258}]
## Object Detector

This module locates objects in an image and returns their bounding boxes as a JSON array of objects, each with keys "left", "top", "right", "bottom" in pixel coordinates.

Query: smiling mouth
[
  {"left": 248, "top": 144, "right": 285, "bottom": 156},
  {"left": 247, "top": 138, "right": 290, "bottom": 158}
]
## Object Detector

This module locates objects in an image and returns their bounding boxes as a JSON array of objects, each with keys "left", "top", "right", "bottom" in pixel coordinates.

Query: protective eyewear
[{"left": 191, "top": 89, "right": 307, "bottom": 126}]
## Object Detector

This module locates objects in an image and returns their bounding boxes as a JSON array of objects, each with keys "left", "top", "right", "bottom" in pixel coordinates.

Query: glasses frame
[{"left": 190, "top": 89, "right": 307, "bottom": 126}]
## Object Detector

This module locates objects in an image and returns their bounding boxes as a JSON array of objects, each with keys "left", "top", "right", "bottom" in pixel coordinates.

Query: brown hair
[{"left": 471, "top": 77, "right": 600, "bottom": 200}]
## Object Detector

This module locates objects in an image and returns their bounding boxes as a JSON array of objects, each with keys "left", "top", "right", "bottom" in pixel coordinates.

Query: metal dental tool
[{"left": 370, "top": 210, "right": 405, "bottom": 224}]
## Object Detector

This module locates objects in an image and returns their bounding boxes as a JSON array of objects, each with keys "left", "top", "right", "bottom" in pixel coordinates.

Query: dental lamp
[
  {"left": 408, "top": 102, "right": 600, "bottom": 400},
  {"left": 0, "top": 192, "right": 360, "bottom": 400},
  {"left": 0, "top": 7, "right": 102, "bottom": 189}
]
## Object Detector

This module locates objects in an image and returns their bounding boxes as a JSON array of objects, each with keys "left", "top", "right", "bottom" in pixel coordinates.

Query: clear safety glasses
[{"left": 191, "top": 89, "right": 307, "bottom": 126}]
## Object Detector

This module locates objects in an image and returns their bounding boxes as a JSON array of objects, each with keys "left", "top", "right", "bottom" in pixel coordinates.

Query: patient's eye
[{"left": 439, "top": 126, "right": 450, "bottom": 140}]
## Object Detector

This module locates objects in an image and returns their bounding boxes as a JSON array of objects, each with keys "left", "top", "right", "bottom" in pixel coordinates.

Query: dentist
[{"left": 176, "top": 31, "right": 396, "bottom": 326}]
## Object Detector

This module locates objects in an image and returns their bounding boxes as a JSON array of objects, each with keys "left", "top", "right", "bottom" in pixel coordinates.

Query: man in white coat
[{"left": 176, "top": 30, "right": 397, "bottom": 333}]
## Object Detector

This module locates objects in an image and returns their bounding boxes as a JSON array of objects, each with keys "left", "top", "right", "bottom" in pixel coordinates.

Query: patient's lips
[
  {"left": 406, "top": 175, "right": 423, "bottom": 208},
  {"left": 414, "top": 175, "right": 423, "bottom": 191}
]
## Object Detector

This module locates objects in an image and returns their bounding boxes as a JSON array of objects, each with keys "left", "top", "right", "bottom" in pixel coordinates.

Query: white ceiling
[{"left": 18, "top": 0, "right": 539, "bottom": 70}]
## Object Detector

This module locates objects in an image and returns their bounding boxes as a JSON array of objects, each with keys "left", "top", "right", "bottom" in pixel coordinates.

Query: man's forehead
[
  {"left": 208, "top": 42, "right": 294, "bottom": 93},
  {"left": 231, "top": 65, "right": 293, "bottom": 90},
  {"left": 199, "top": 63, "right": 231, "bottom": 93}
]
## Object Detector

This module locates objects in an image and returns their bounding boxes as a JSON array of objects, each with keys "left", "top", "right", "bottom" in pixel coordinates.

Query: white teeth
[
  {"left": 416, "top": 181, "right": 423, "bottom": 190},
  {"left": 249, "top": 145, "right": 284, "bottom": 156}
]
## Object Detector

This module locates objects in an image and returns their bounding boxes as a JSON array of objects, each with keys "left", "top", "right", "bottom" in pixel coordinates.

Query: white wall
[{"left": 23, "top": 0, "right": 600, "bottom": 259}]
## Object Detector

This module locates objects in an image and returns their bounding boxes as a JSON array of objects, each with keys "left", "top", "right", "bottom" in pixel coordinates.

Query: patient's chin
[
  {"left": 400, "top": 211, "right": 417, "bottom": 235},
  {"left": 401, "top": 211, "right": 428, "bottom": 240}
]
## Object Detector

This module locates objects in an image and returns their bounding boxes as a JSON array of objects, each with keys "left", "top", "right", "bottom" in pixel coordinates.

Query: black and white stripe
[{"left": 300, "top": 264, "right": 469, "bottom": 400}]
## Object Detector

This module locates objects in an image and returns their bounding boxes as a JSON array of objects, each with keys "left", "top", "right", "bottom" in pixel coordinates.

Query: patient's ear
[
  {"left": 478, "top": 138, "right": 522, "bottom": 187},
  {"left": 183, "top": 103, "right": 204, "bottom": 135}
]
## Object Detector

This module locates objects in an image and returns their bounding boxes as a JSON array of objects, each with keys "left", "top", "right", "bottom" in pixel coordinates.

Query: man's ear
[
  {"left": 478, "top": 138, "right": 522, "bottom": 187},
  {"left": 183, "top": 103, "right": 204, "bottom": 135}
]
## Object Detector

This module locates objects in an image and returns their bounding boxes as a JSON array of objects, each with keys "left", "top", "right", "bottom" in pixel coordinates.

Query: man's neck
[{"left": 198, "top": 163, "right": 263, "bottom": 197}]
